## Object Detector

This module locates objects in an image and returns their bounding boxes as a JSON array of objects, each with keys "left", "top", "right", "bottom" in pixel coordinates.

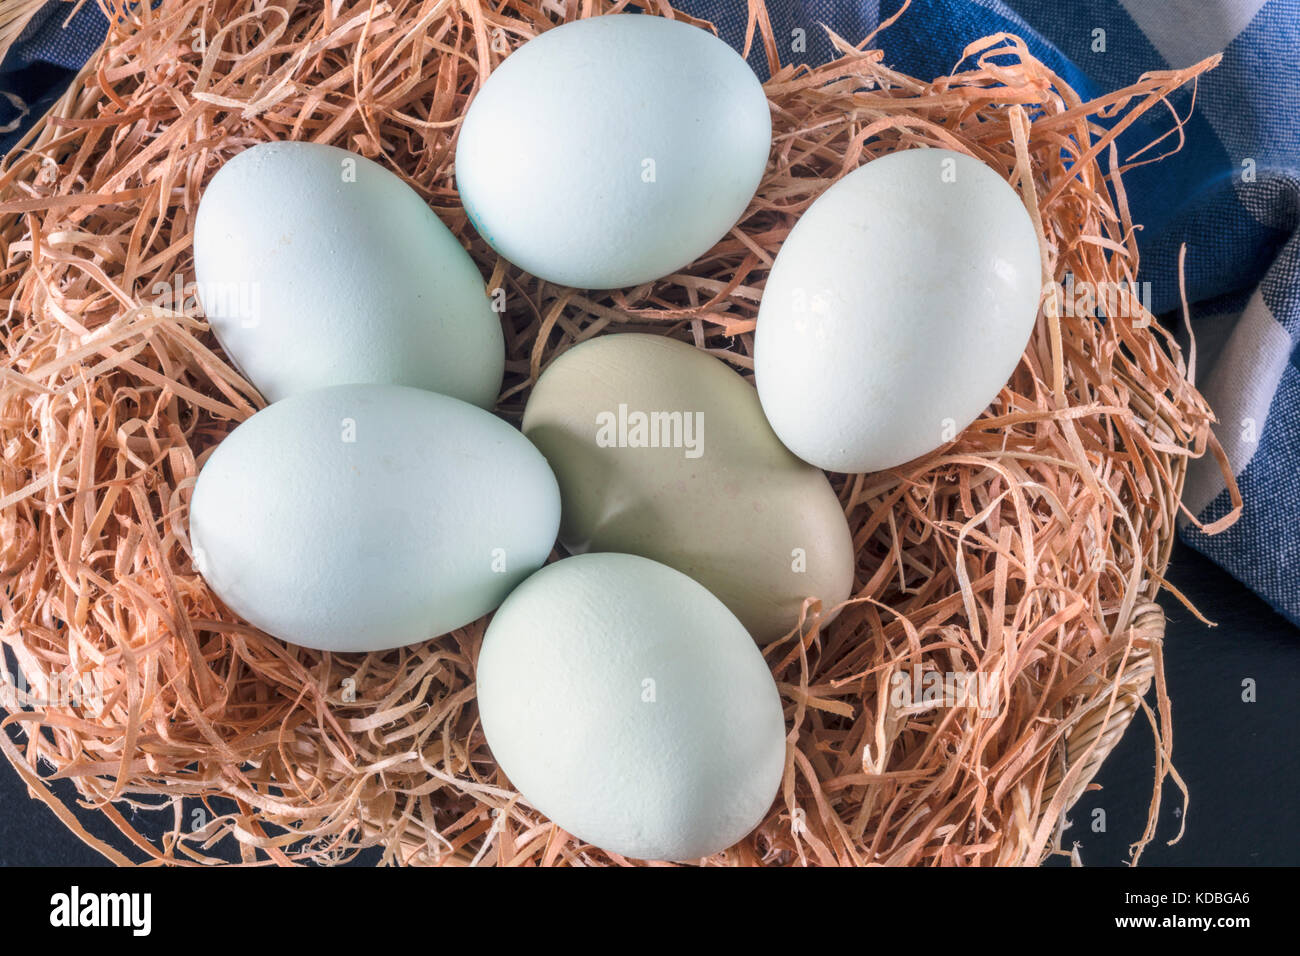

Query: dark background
[{"left": 3, "top": 539, "right": 1298, "bottom": 866}]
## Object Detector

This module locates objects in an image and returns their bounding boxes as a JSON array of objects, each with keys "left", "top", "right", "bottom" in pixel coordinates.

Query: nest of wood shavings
[{"left": 0, "top": 0, "right": 1238, "bottom": 866}]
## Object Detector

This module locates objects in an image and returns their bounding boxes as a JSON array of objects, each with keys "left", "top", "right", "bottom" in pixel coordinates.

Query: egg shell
[
  {"left": 189, "top": 384, "right": 560, "bottom": 652},
  {"left": 454, "top": 14, "right": 771, "bottom": 289},
  {"left": 476, "top": 552, "right": 786, "bottom": 861},
  {"left": 193, "top": 141, "right": 504, "bottom": 407},
  {"left": 754, "top": 148, "right": 1043, "bottom": 473},
  {"left": 522, "top": 333, "right": 854, "bottom": 644}
]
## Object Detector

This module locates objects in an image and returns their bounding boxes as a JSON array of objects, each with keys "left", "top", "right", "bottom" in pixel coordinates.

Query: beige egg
[{"left": 522, "top": 333, "right": 855, "bottom": 643}]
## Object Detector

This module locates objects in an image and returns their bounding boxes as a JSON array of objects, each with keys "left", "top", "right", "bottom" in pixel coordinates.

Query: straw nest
[{"left": 0, "top": 0, "right": 1237, "bottom": 866}]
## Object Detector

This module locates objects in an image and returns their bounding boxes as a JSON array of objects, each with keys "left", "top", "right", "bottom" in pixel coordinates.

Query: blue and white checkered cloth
[{"left": 4, "top": 0, "right": 1297, "bottom": 625}]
